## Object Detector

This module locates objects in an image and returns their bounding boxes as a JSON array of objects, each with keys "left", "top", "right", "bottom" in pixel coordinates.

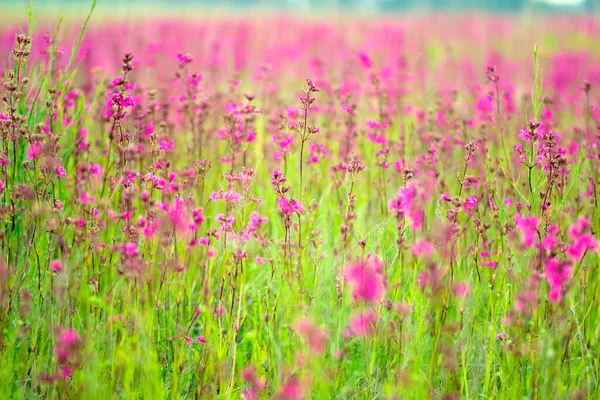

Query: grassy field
[{"left": 0, "top": 2, "right": 599, "bottom": 399}]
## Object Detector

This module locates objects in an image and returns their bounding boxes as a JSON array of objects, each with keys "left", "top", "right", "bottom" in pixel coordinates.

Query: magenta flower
[
  {"left": 54, "top": 329, "right": 81, "bottom": 365},
  {"left": 278, "top": 378, "right": 303, "bottom": 400},
  {"left": 277, "top": 197, "right": 303, "bottom": 215},
  {"left": 345, "top": 255, "right": 385, "bottom": 303},
  {"left": 50, "top": 260, "right": 62, "bottom": 273},
  {"left": 346, "top": 311, "right": 377, "bottom": 337},
  {"left": 389, "top": 183, "right": 424, "bottom": 230},
  {"left": 453, "top": 282, "right": 469, "bottom": 298},
  {"left": 463, "top": 196, "right": 478, "bottom": 212},
  {"left": 358, "top": 51, "right": 373, "bottom": 69},
  {"left": 61, "top": 366, "right": 73, "bottom": 379},
  {"left": 411, "top": 239, "right": 434, "bottom": 258},
  {"left": 514, "top": 214, "right": 540, "bottom": 248},
  {"left": 56, "top": 165, "right": 67, "bottom": 179},
  {"left": 246, "top": 212, "right": 268, "bottom": 235},
  {"left": 545, "top": 257, "right": 572, "bottom": 303},
  {"left": 566, "top": 217, "right": 598, "bottom": 261},
  {"left": 295, "top": 317, "right": 328, "bottom": 354},
  {"left": 27, "top": 142, "right": 42, "bottom": 160}
]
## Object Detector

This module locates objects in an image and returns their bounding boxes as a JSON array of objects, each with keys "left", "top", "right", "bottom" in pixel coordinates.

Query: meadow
[{"left": 0, "top": 2, "right": 599, "bottom": 399}]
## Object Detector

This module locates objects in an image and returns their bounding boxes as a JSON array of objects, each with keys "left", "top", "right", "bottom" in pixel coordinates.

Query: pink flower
[
  {"left": 192, "top": 208, "right": 205, "bottom": 229},
  {"left": 358, "top": 51, "right": 372, "bottom": 69},
  {"left": 242, "top": 365, "right": 266, "bottom": 400},
  {"left": 277, "top": 197, "right": 303, "bottom": 215},
  {"left": 514, "top": 214, "right": 540, "bottom": 248},
  {"left": 295, "top": 317, "right": 328, "bottom": 354},
  {"left": 346, "top": 311, "right": 377, "bottom": 337},
  {"left": 246, "top": 212, "right": 268, "bottom": 235},
  {"left": 453, "top": 282, "right": 469, "bottom": 298},
  {"left": 463, "top": 196, "right": 478, "bottom": 212},
  {"left": 176, "top": 53, "right": 192, "bottom": 65},
  {"left": 60, "top": 330, "right": 80, "bottom": 346},
  {"left": 157, "top": 136, "right": 174, "bottom": 152},
  {"left": 566, "top": 217, "right": 598, "bottom": 261},
  {"left": 27, "top": 142, "right": 42, "bottom": 160},
  {"left": 545, "top": 257, "right": 572, "bottom": 303},
  {"left": 54, "top": 328, "right": 81, "bottom": 365},
  {"left": 61, "top": 366, "right": 73, "bottom": 379},
  {"left": 417, "top": 272, "right": 429, "bottom": 289},
  {"left": 411, "top": 239, "right": 434, "bottom": 257},
  {"left": 123, "top": 243, "right": 139, "bottom": 257},
  {"left": 56, "top": 165, "right": 67, "bottom": 178},
  {"left": 159, "top": 197, "right": 191, "bottom": 234},
  {"left": 345, "top": 255, "right": 385, "bottom": 303},
  {"left": 388, "top": 183, "right": 424, "bottom": 230},
  {"left": 79, "top": 191, "right": 95, "bottom": 205},
  {"left": 278, "top": 378, "right": 303, "bottom": 400},
  {"left": 216, "top": 214, "right": 235, "bottom": 232},
  {"left": 541, "top": 225, "right": 559, "bottom": 252},
  {"left": 50, "top": 260, "right": 62, "bottom": 272}
]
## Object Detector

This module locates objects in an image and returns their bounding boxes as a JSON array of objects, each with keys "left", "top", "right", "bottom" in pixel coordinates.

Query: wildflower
[
  {"left": 346, "top": 311, "right": 377, "bottom": 337},
  {"left": 514, "top": 214, "right": 540, "bottom": 248},
  {"left": 185, "top": 335, "right": 206, "bottom": 345},
  {"left": 122, "top": 243, "right": 139, "bottom": 257},
  {"left": 54, "top": 328, "right": 81, "bottom": 364},
  {"left": 411, "top": 239, "right": 434, "bottom": 257},
  {"left": 345, "top": 255, "right": 385, "bottom": 303},
  {"left": 50, "top": 260, "right": 62, "bottom": 273},
  {"left": 566, "top": 217, "right": 598, "bottom": 261},
  {"left": 242, "top": 366, "right": 266, "bottom": 400},
  {"left": 61, "top": 366, "right": 73, "bottom": 379},
  {"left": 216, "top": 214, "right": 235, "bottom": 232},
  {"left": 541, "top": 225, "right": 559, "bottom": 252},
  {"left": 27, "top": 142, "right": 42, "bottom": 160},
  {"left": 246, "top": 212, "right": 268, "bottom": 235},
  {"left": 210, "top": 189, "right": 243, "bottom": 204},
  {"left": 277, "top": 378, "right": 303, "bottom": 400},
  {"left": 358, "top": 51, "right": 372, "bottom": 69},
  {"left": 79, "top": 191, "right": 95, "bottom": 205},
  {"left": 277, "top": 197, "right": 303, "bottom": 215},
  {"left": 463, "top": 196, "right": 478, "bottom": 212},
  {"left": 192, "top": 208, "right": 205, "bottom": 229},
  {"left": 545, "top": 257, "right": 572, "bottom": 303},
  {"left": 295, "top": 318, "right": 328, "bottom": 354},
  {"left": 453, "top": 282, "right": 469, "bottom": 298},
  {"left": 56, "top": 165, "right": 67, "bottom": 179},
  {"left": 389, "top": 183, "right": 424, "bottom": 230},
  {"left": 176, "top": 52, "right": 192, "bottom": 66}
]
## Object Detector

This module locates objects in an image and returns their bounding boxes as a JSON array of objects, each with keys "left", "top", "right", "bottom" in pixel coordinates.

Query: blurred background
[{"left": 0, "top": 0, "right": 597, "bottom": 14}]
